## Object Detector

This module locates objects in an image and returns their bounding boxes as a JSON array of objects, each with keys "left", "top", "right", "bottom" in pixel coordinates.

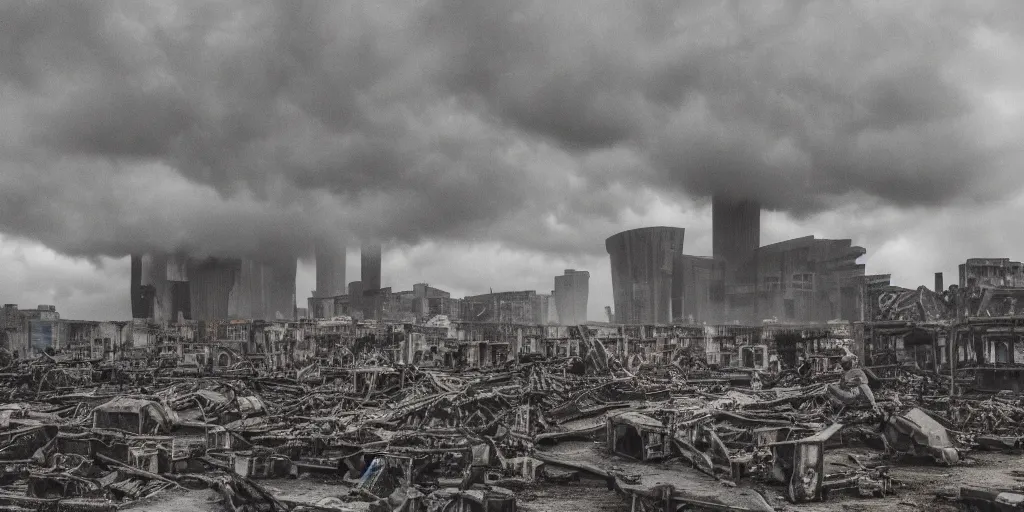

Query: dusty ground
[
  {"left": 122, "top": 488, "right": 223, "bottom": 512},
  {"left": 122, "top": 477, "right": 357, "bottom": 512},
  {"left": 518, "top": 477, "right": 627, "bottom": 512},
  {"left": 787, "top": 450, "right": 1024, "bottom": 512},
  {"left": 126, "top": 451, "right": 1024, "bottom": 512},
  {"left": 516, "top": 450, "right": 1024, "bottom": 511}
]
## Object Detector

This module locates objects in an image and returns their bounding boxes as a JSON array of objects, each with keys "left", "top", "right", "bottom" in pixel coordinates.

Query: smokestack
[
  {"left": 315, "top": 242, "right": 347, "bottom": 298},
  {"left": 361, "top": 244, "right": 382, "bottom": 291},
  {"left": 130, "top": 254, "right": 146, "bottom": 319},
  {"left": 935, "top": 272, "right": 944, "bottom": 293},
  {"left": 712, "top": 195, "right": 761, "bottom": 285}
]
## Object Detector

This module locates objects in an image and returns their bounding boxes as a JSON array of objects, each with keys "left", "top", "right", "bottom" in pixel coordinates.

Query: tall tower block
[
  {"left": 712, "top": 196, "right": 760, "bottom": 286},
  {"left": 605, "top": 227, "right": 686, "bottom": 324},
  {"left": 314, "top": 243, "right": 347, "bottom": 298},
  {"left": 361, "top": 244, "right": 382, "bottom": 291}
]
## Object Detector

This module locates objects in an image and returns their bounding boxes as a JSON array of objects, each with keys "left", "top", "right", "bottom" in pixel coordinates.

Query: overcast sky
[{"left": 1, "top": 1, "right": 1023, "bottom": 321}]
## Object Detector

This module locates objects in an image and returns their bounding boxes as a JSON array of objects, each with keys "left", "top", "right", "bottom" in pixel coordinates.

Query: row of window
[{"left": 762, "top": 273, "right": 815, "bottom": 291}]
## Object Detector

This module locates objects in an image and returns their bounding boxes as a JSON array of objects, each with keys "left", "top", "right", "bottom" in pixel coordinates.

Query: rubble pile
[{"left": 1, "top": 348, "right": 1024, "bottom": 511}]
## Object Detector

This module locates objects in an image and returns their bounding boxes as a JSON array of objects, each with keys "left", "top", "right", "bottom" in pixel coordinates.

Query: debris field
[{"left": 1, "top": 334, "right": 1024, "bottom": 512}]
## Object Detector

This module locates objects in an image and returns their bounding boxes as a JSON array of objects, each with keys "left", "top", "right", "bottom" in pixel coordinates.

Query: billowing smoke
[{"left": 0, "top": 0, "right": 1020, "bottom": 263}]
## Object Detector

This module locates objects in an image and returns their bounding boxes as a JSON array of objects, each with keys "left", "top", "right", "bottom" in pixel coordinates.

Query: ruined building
[
  {"left": 534, "top": 292, "right": 554, "bottom": 325},
  {"left": 672, "top": 196, "right": 873, "bottom": 325},
  {"left": 678, "top": 255, "right": 725, "bottom": 324},
  {"left": 131, "top": 253, "right": 191, "bottom": 323},
  {"left": 305, "top": 284, "right": 555, "bottom": 325},
  {"left": 960, "top": 258, "right": 1024, "bottom": 318},
  {"left": 308, "top": 283, "right": 457, "bottom": 322},
  {"left": 606, "top": 227, "right": 686, "bottom": 324},
  {"left": 412, "top": 283, "right": 450, "bottom": 319},
  {"left": 960, "top": 258, "right": 1024, "bottom": 290},
  {"left": 553, "top": 269, "right": 590, "bottom": 325},
  {"left": 231, "top": 259, "right": 297, "bottom": 320},
  {"left": 712, "top": 196, "right": 760, "bottom": 287},
  {"left": 313, "top": 242, "right": 346, "bottom": 299},
  {"left": 360, "top": 244, "right": 384, "bottom": 320},
  {"left": 131, "top": 253, "right": 296, "bottom": 323},
  {"left": 751, "top": 236, "right": 867, "bottom": 323},
  {"left": 462, "top": 291, "right": 542, "bottom": 324},
  {"left": 361, "top": 243, "right": 382, "bottom": 292},
  {"left": 347, "top": 280, "right": 365, "bottom": 318},
  {"left": 0, "top": 304, "right": 60, "bottom": 357},
  {"left": 712, "top": 196, "right": 760, "bottom": 322},
  {"left": 187, "top": 258, "right": 237, "bottom": 321}
]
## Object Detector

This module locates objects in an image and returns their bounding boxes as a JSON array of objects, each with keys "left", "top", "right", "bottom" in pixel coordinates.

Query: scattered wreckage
[{"left": 0, "top": 334, "right": 1021, "bottom": 511}]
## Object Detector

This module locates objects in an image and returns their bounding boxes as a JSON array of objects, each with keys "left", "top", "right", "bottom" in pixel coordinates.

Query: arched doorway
[
  {"left": 774, "top": 332, "right": 803, "bottom": 368},
  {"left": 903, "top": 328, "right": 935, "bottom": 370},
  {"left": 218, "top": 352, "right": 230, "bottom": 367},
  {"left": 995, "top": 341, "right": 1010, "bottom": 364},
  {"left": 612, "top": 424, "right": 644, "bottom": 460}
]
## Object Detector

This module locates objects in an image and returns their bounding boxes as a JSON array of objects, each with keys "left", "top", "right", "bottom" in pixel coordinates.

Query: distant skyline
[
  {"left": 3, "top": 201, "right": 1015, "bottom": 321},
  {"left": 1, "top": 2, "right": 1023, "bottom": 321}
]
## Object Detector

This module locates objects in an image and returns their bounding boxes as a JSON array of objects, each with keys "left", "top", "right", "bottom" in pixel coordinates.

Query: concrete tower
[
  {"left": 188, "top": 257, "right": 239, "bottom": 322},
  {"left": 605, "top": 227, "right": 686, "bottom": 324},
  {"left": 361, "top": 244, "right": 382, "bottom": 292},
  {"left": 553, "top": 269, "right": 590, "bottom": 325},
  {"left": 314, "top": 242, "right": 347, "bottom": 298},
  {"left": 712, "top": 195, "right": 760, "bottom": 286}
]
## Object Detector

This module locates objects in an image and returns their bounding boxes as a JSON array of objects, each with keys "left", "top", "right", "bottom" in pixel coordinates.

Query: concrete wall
[
  {"left": 739, "top": 236, "right": 867, "bottom": 324},
  {"left": 679, "top": 255, "right": 723, "bottom": 324},
  {"left": 462, "top": 291, "right": 538, "bottom": 324},
  {"left": 960, "top": 258, "right": 1024, "bottom": 289}
]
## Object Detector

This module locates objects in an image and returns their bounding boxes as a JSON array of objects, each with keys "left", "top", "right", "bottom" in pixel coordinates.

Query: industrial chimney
[
  {"left": 935, "top": 272, "right": 944, "bottom": 293},
  {"left": 712, "top": 195, "right": 761, "bottom": 286}
]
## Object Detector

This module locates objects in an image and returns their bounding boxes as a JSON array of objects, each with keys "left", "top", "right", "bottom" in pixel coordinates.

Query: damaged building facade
[
  {"left": 0, "top": 304, "right": 136, "bottom": 360},
  {"left": 606, "top": 227, "right": 687, "bottom": 324},
  {"left": 673, "top": 196, "right": 873, "bottom": 325},
  {"left": 855, "top": 258, "right": 1024, "bottom": 394},
  {"left": 131, "top": 253, "right": 297, "bottom": 323},
  {"left": 1, "top": 304, "right": 62, "bottom": 358},
  {"left": 309, "top": 285, "right": 556, "bottom": 326}
]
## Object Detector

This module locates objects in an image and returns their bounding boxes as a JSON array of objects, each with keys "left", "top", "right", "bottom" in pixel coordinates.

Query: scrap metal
[{"left": 0, "top": 328, "right": 1021, "bottom": 512}]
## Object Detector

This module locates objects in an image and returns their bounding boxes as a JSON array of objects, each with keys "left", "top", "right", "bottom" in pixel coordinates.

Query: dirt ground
[
  {"left": 125, "top": 451, "right": 1024, "bottom": 512},
  {"left": 517, "top": 478, "right": 628, "bottom": 512},
  {"left": 122, "top": 477, "right": 357, "bottom": 512},
  {"left": 516, "top": 450, "right": 1024, "bottom": 511},
  {"left": 122, "top": 488, "right": 223, "bottom": 512}
]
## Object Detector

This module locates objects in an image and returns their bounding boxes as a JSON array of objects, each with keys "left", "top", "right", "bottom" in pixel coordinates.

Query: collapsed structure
[
  {"left": 131, "top": 254, "right": 297, "bottom": 323},
  {"left": 603, "top": 197, "right": 873, "bottom": 328}
]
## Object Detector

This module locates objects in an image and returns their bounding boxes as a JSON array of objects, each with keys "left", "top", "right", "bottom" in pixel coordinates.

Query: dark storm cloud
[
  {"left": 0, "top": 0, "right": 1020, "bottom": 263},
  {"left": 428, "top": 0, "right": 1019, "bottom": 211}
]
